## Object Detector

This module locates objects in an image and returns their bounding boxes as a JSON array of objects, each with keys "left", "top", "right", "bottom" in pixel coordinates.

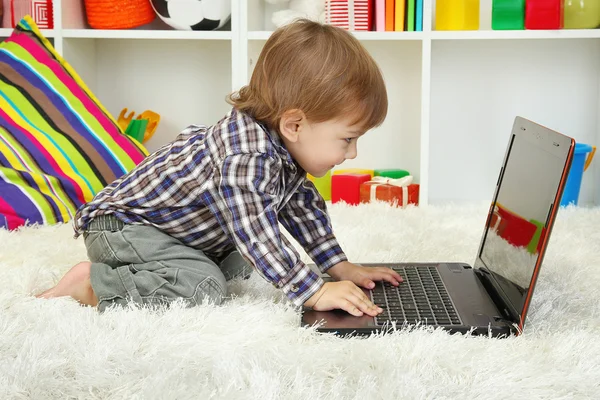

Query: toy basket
[
  {"left": 6, "top": 0, "right": 53, "bottom": 29},
  {"left": 83, "top": 0, "right": 155, "bottom": 30}
]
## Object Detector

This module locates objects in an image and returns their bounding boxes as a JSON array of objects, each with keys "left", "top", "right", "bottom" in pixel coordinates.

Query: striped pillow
[{"left": 0, "top": 17, "right": 148, "bottom": 230}]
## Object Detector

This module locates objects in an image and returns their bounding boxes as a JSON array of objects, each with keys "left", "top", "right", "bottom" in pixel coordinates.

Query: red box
[
  {"left": 525, "top": 0, "right": 563, "bottom": 30},
  {"left": 332, "top": 173, "right": 371, "bottom": 205},
  {"left": 8, "top": 0, "right": 53, "bottom": 29},
  {"left": 360, "top": 180, "right": 420, "bottom": 207}
]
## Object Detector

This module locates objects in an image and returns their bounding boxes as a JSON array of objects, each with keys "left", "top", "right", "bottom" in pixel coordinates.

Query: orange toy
[
  {"left": 360, "top": 175, "right": 419, "bottom": 208},
  {"left": 135, "top": 110, "right": 160, "bottom": 143},
  {"left": 117, "top": 108, "right": 161, "bottom": 144}
]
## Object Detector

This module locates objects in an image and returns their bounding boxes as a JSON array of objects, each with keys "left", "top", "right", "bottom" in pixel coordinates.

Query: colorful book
[
  {"left": 406, "top": 0, "right": 415, "bottom": 31},
  {"left": 376, "top": 0, "right": 385, "bottom": 31},
  {"left": 416, "top": 0, "right": 423, "bottom": 31},
  {"left": 394, "top": 0, "right": 405, "bottom": 31},
  {"left": 385, "top": 0, "right": 395, "bottom": 31}
]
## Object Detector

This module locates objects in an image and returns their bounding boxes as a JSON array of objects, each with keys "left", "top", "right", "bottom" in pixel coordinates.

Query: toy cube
[
  {"left": 333, "top": 168, "right": 375, "bottom": 178},
  {"left": 332, "top": 173, "right": 371, "bottom": 205},
  {"left": 492, "top": 0, "right": 525, "bottom": 30},
  {"left": 374, "top": 169, "right": 410, "bottom": 179},
  {"left": 307, "top": 171, "right": 332, "bottom": 201},
  {"left": 525, "top": 0, "right": 563, "bottom": 29}
]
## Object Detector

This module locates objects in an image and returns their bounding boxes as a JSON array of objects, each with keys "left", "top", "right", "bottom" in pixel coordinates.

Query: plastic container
[
  {"left": 560, "top": 143, "right": 596, "bottom": 206},
  {"left": 525, "top": 0, "right": 564, "bottom": 29},
  {"left": 435, "top": 0, "right": 480, "bottom": 30},
  {"left": 492, "top": 0, "right": 525, "bottom": 30},
  {"left": 83, "top": 0, "right": 155, "bottom": 30},
  {"left": 564, "top": 0, "right": 600, "bottom": 29}
]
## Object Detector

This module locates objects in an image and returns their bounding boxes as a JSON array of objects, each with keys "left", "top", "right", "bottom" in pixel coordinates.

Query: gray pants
[{"left": 84, "top": 215, "right": 252, "bottom": 312}]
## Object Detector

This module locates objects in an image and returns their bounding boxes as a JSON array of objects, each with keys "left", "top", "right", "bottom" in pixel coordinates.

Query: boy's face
[{"left": 279, "top": 111, "right": 363, "bottom": 177}]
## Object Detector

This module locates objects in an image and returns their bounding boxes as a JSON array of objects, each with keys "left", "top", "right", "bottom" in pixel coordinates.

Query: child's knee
[{"left": 195, "top": 275, "right": 227, "bottom": 305}]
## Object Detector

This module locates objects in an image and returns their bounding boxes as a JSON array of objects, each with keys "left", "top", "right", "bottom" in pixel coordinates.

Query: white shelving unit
[{"left": 1, "top": 0, "right": 598, "bottom": 206}]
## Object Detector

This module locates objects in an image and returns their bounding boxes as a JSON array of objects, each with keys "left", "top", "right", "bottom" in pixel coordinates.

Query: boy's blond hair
[{"left": 227, "top": 19, "right": 388, "bottom": 133}]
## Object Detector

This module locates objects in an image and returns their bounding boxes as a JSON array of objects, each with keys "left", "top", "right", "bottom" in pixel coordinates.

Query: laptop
[{"left": 301, "top": 117, "right": 575, "bottom": 338}]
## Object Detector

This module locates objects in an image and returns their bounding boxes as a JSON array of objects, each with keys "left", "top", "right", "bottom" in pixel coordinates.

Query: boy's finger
[
  {"left": 361, "top": 278, "right": 375, "bottom": 289},
  {"left": 342, "top": 300, "right": 364, "bottom": 317},
  {"left": 370, "top": 270, "right": 401, "bottom": 286},
  {"left": 349, "top": 293, "right": 381, "bottom": 316},
  {"left": 384, "top": 268, "right": 404, "bottom": 282},
  {"left": 354, "top": 287, "right": 372, "bottom": 303},
  {"left": 380, "top": 269, "right": 403, "bottom": 284}
]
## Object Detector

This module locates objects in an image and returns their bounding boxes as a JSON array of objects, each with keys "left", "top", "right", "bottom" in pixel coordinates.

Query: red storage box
[
  {"left": 525, "top": 0, "right": 563, "bottom": 29},
  {"left": 7, "top": 0, "right": 53, "bottom": 29}
]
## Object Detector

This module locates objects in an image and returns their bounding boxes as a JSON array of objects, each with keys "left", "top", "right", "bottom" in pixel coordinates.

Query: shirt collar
[{"left": 257, "top": 121, "right": 298, "bottom": 172}]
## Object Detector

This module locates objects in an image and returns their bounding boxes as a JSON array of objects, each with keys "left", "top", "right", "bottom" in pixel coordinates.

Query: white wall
[
  {"left": 94, "top": 39, "right": 233, "bottom": 153},
  {"left": 429, "top": 39, "right": 600, "bottom": 205}
]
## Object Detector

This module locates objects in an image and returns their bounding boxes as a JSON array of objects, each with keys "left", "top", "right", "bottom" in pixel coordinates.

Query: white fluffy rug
[{"left": 1, "top": 202, "right": 599, "bottom": 399}]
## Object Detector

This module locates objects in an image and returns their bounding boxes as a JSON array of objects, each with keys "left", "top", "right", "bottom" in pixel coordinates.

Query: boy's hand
[
  {"left": 304, "top": 281, "right": 383, "bottom": 317},
  {"left": 326, "top": 261, "right": 403, "bottom": 290}
]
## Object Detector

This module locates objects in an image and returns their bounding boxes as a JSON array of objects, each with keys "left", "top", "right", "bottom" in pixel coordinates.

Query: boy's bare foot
[{"left": 37, "top": 261, "right": 99, "bottom": 307}]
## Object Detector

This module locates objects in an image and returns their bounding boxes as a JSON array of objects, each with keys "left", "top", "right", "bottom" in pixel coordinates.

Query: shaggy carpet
[{"left": 0, "top": 202, "right": 599, "bottom": 399}]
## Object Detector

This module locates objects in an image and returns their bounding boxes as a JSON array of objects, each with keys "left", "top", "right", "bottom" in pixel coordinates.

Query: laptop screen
[{"left": 477, "top": 123, "right": 572, "bottom": 321}]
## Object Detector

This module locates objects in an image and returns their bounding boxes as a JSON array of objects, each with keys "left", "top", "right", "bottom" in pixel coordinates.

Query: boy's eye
[{"left": 344, "top": 138, "right": 353, "bottom": 144}]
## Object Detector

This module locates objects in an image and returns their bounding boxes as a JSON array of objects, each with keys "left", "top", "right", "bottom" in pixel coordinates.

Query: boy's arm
[
  {"left": 278, "top": 177, "right": 348, "bottom": 273},
  {"left": 206, "top": 153, "right": 323, "bottom": 308}
]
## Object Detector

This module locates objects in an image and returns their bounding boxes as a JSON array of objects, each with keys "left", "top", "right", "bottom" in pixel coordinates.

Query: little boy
[{"left": 38, "top": 19, "right": 403, "bottom": 317}]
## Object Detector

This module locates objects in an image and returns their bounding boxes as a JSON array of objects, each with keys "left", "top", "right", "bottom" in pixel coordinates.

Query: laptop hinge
[{"left": 475, "top": 268, "right": 519, "bottom": 323}]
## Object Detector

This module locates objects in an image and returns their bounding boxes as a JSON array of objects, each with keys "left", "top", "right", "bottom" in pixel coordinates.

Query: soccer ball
[{"left": 150, "top": 0, "right": 231, "bottom": 31}]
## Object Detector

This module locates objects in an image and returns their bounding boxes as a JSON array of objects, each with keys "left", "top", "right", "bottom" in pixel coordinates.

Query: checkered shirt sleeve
[{"left": 279, "top": 179, "right": 348, "bottom": 272}]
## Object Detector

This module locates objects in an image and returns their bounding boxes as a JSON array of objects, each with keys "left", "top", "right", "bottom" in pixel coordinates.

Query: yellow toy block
[
  {"left": 307, "top": 170, "right": 332, "bottom": 201},
  {"left": 332, "top": 168, "right": 375, "bottom": 178}
]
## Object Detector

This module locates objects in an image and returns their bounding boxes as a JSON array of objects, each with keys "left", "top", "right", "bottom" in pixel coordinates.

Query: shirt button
[{"left": 291, "top": 284, "right": 299, "bottom": 293}]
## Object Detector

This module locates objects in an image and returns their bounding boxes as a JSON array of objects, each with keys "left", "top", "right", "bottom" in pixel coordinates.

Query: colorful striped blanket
[{"left": 0, "top": 17, "right": 148, "bottom": 230}]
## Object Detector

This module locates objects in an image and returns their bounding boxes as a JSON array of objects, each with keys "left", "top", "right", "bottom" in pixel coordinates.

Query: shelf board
[
  {"left": 0, "top": 28, "right": 56, "bottom": 37},
  {"left": 62, "top": 29, "right": 232, "bottom": 40},
  {"left": 248, "top": 30, "right": 424, "bottom": 41},
  {"left": 431, "top": 29, "right": 600, "bottom": 40},
  {"left": 354, "top": 31, "right": 425, "bottom": 40}
]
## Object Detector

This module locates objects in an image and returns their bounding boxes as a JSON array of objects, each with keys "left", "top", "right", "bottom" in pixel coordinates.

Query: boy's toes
[
  {"left": 36, "top": 261, "right": 93, "bottom": 300},
  {"left": 36, "top": 287, "right": 56, "bottom": 298}
]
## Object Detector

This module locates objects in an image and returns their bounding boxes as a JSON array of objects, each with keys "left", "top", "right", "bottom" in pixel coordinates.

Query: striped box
[
  {"left": 9, "top": 0, "right": 53, "bottom": 29},
  {"left": 325, "top": 0, "right": 373, "bottom": 31}
]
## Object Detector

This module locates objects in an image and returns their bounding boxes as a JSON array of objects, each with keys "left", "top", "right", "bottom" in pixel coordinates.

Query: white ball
[{"left": 151, "top": 0, "right": 231, "bottom": 31}]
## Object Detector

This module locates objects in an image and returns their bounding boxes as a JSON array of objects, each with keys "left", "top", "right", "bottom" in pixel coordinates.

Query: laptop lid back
[{"left": 473, "top": 117, "right": 574, "bottom": 332}]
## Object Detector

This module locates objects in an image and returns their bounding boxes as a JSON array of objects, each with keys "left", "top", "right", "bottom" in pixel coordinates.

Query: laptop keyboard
[{"left": 370, "top": 265, "right": 462, "bottom": 326}]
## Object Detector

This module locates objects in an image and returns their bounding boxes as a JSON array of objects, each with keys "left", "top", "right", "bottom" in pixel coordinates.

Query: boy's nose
[{"left": 345, "top": 143, "right": 358, "bottom": 160}]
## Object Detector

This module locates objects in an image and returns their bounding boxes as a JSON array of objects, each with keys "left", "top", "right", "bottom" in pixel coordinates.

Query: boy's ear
[{"left": 279, "top": 109, "right": 307, "bottom": 143}]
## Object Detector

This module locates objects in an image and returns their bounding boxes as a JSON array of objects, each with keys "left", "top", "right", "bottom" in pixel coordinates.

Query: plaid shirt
[{"left": 73, "top": 108, "right": 347, "bottom": 307}]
